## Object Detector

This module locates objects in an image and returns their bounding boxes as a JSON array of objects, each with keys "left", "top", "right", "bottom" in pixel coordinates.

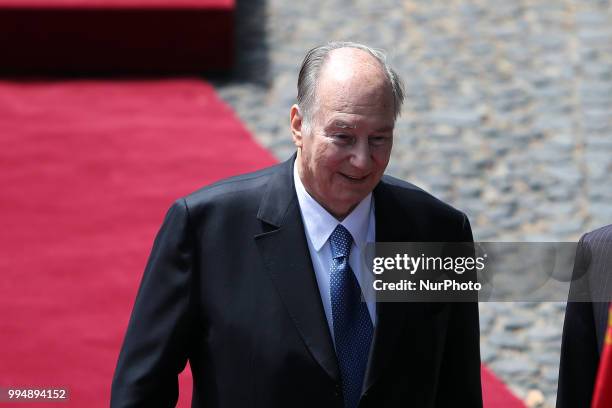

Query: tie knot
[{"left": 330, "top": 224, "right": 353, "bottom": 259}]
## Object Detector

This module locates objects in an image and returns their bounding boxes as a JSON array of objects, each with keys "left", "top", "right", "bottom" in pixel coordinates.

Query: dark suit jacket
[
  {"left": 557, "top": 224, "right": 612, "bottom": 408},
  {"left": 111, "top": 155, "right": 482, "bottom": 407}
]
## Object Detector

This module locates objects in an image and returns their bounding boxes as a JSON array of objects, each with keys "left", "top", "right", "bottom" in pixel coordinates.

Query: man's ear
[{"left": 290, "top": 104, "right": 304, "bottom": 148}]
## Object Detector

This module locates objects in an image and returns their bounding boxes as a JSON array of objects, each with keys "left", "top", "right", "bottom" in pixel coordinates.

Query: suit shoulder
[
  {"left": 583, "top": 224, "right": 612, "bottom": 245},
  {"left": 380, "top": 175, "right": 467, "bottom": 220},
  {"left": 181, "top": 162, "right": 282, "bottom": 213}
]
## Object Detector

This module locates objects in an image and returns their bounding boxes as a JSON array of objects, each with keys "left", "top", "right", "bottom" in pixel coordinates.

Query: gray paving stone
[
  {"left": 479, "top": 312, "right": 495, "bottom": 333},
  {"left": 534, "top": 352, "right": 564, "bottom": 366},
  {"left": 526, "top": 326, "right": 563, "bottom": 342},
  {"left": 549, "top": 219, "right": 584, "bottom": 236},
  {"left": 504, "top": 316, "right": 533, "bottom": 330},
  {"left": 488, "top": 333, "right": 528, "bottom": 351},
  {"left": 576, "top": 11, "right": 609, "bottom": 26},
  {"left": 481, "top": 345, "right": 497, "bottom": 364},
  {"left": 542, "top": 367, "right": 559, "bottom": 384},
  {"left": 492, "top": 358, "right": 539, "bottom": 377},
  {"left": 427, "top": 110, "right": 484, "bottom": 127}
]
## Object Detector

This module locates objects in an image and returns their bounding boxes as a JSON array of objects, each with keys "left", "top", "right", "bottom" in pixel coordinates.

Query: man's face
[{"left": 291, "top": 48, "right": 395, "bottom": 219}]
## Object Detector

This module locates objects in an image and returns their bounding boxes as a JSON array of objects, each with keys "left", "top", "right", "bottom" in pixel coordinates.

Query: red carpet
[
  {"left": 482, "top": 366, "right": 526, "bottom": 407},
  {"left": 0, "top": 79, "right": 524, "bottom": 407},
  {"left": 0, "top": 0, "right": 233, "bottom": 74},
  {"left": 0, "top": 79, "right": 275, "bottom": 406}
]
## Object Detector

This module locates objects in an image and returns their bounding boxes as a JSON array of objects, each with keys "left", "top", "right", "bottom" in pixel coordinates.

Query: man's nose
[{"left": 349, "top": 140, "right": 372, "bottom": 170}]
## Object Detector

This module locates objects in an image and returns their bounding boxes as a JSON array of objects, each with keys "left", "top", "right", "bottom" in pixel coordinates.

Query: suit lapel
[
  {"left": 363, "top": 181, "right": 421, "bottom": 393},
  {"left": 254, "top": 156, "right": 340, "bottom": 382}
]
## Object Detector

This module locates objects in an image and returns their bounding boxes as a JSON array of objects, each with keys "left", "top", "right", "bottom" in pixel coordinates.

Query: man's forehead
[
  {"left": 323, "top": 47, "right": 383, "bottom": 77},
  {"left": 316, "top": 50, "right": 391, "bottom": 101},
  {"left": 315, "top": 91, "right": 395, "bottom": 120}
]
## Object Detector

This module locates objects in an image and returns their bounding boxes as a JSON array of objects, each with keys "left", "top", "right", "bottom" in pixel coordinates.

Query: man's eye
[
  {"left": 331, "top": 134, "right": 352, "bottom": 144},
  {"left": 369, "top": 136, "right": 390, "bottom": 146}
]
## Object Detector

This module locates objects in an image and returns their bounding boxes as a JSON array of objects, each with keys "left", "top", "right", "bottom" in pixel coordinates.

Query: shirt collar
[{"left": 293, "top": 160, "right": 372, "bottom": 252}]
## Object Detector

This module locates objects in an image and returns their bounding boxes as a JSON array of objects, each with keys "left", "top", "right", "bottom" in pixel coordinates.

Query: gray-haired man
[{"left": 112, "top": 42, "right": 482, "bottom": 408}]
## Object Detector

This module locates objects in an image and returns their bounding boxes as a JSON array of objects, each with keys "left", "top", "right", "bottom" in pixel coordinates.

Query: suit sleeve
[
  {"left": 435, "top": 213, "right": 483, "bottom": 407},
  {"left": 111, "top": 199, "right": 196, "bottom": 407},
  {"left": 556, "top": 234, "right": 599, "bottom": 408}
]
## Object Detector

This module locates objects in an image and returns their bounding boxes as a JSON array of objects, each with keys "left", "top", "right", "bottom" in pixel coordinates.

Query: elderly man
[
  {"left": 111, "top": 42, "right": 482, "bottom": 407},
  {"left": 557, "top": 224, "right": 612, "bottom": 408}
]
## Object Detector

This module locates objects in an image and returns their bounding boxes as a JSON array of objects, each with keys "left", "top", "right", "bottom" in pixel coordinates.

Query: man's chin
[{"left": 330, "top": 194, "right": 370, "bottom": 216}]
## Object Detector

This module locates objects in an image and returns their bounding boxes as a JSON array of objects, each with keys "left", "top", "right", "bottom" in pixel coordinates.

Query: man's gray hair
[{"left": 297, "top": 41, "right": 405, "bottom": 126}]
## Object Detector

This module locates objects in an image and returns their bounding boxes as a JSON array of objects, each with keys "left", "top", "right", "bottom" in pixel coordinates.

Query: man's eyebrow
[
  {"left": 327, "top": 121, "right": 393, "bottom": 132},
  {"left": 330, "top": 121, "right": 357, "bottom": 129}
]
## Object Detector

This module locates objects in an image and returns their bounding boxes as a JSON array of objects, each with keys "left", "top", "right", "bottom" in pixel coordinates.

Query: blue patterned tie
[{"left": 329, "top": 224, "right": 373, "bottom": 408}]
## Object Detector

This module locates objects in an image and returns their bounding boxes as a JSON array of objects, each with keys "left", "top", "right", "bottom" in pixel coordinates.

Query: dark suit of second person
[{"left": 557, "top": 224, "right": 612, "bottom": 408}]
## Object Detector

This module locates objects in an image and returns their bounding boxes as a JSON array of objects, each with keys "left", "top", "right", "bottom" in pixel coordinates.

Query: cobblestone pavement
[{"left": 212, "top": 1, "right": 612, "bottom": 406}]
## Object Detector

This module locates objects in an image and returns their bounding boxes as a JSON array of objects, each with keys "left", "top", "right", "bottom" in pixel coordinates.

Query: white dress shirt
[{"left": 293, "top": 162, "right": 377, "bottom": 342}]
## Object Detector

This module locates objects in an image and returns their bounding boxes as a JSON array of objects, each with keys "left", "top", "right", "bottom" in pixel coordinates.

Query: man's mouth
[{"left": 339, "top": 173, "right": 368, "bottom": 182}]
